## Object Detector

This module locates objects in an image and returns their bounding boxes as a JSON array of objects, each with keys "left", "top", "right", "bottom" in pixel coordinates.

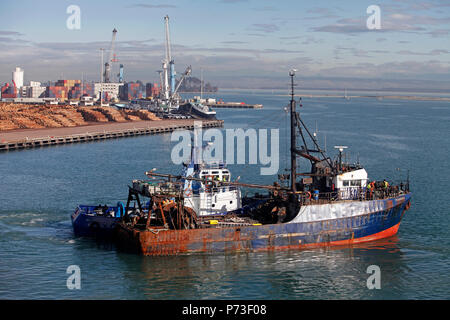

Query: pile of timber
[
  {"left": 77, "top": 107, "right": 109, "bottom": 123},
  {"left": 123, "top": 109, "right": 161, "bottom": 121},
  {"left": 94, "top": 107, "right": 127, "bottom": 122},
  {"left": 0, "top": 103, "right": 162, "bottom": 131}
]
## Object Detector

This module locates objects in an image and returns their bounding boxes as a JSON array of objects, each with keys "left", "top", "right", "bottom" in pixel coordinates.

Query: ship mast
[
  {"left": 289, "top": 69, "right": 297, "bottom": 192},
  {"left": 287, "top": 70, "right": 336, "bottom": 186}
]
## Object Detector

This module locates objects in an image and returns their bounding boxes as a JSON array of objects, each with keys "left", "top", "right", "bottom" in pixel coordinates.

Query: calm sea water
[{"left": 0, "top": 91, "right": 449, "bottom": 299}]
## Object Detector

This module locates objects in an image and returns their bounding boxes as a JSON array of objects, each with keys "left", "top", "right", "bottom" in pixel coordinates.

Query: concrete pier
[{"left": 0, "top": 119, "right": 223, "bottom": 152}]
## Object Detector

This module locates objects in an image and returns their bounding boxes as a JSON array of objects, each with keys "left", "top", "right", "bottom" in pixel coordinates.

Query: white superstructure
[
  {"left": 333, "top": 168, "right": 368, "bottom": 200},
  {"left": 183, "top": 165, "right": 242, "bottom": 216}
]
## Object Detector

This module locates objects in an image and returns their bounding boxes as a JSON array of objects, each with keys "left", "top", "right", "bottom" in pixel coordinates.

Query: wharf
[
  {"left": 206, "top": 103, "right": 263, "bottom": 109},
  {"left": 0, "top": 119, "right": 223, "bottom": 152}
]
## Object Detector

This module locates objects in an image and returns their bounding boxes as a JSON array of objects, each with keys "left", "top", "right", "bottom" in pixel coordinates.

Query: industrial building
[
  {"left": 21, "top": 81, "right": 46, "bottom": 98},
  {"left": 94, "top": 82, "right": 122, "bottom": 102},
  {"left": 12, "top": 67, "right": 24, "bottom": 89}
]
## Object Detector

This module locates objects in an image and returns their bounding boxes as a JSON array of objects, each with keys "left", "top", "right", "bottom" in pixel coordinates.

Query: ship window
[
  {"left": 212, "top": 171, "right": 219, "bottom": 174},
  {"left": 351, "top": 180, "right": 361, "bottom": 186},
  {"left": 343, "top": 180, "right": 349, "bottom": 186}
]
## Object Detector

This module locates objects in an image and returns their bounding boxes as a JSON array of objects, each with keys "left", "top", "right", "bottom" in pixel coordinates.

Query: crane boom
[
  {"left": 164, "top": 16, "right": 171, "bottom": 63},
  {"left": 169, "top": 65, "right": 191, "bottom": 104},
  {"left": 104, "top": 28, "right": 117, "bottom": 83}
]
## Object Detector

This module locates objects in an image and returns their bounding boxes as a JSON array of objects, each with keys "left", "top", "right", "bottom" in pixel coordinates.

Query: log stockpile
[
  {"left": 77, "top": 108, "right": 109, "bottom": 123},
  {"left": 123, "top": 109, "right": 161, "bottom": 121},
  {"left": 94, "top": 107, "right": 127, "bottom": 122},
  {"left": 0, "top": 103, "right": 161, "bottom": 131}
]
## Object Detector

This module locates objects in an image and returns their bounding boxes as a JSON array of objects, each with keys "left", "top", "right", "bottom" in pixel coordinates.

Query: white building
[
  {"left": 80, "top": 96, "right": 94, "bottom": 106},
  {"left": 20, "top": 81, "right": 46, "bottom": 98},
  {"left": 29, "top": 81, "right": 41, "bottom": 87},
  {"left": 94, "top": 82, "right": 122, "bottom": 101},
  {"left": 12, "top": 67, "right": 24, "bottom": 89}
]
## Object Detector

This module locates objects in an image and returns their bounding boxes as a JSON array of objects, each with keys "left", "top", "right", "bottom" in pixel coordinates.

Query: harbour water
[{"left": 0, "top": 91, "right": 449, "bottom": 299}]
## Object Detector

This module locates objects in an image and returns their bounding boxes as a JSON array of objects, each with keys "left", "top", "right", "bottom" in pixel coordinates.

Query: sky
[{"left": 0, "top": 0, "right": 449, "bottom": 91}]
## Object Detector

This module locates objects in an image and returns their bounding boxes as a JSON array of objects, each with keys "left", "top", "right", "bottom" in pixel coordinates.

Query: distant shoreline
[
  {"left": 295, "top": 95, "right": 450, "bottom": 101},
  {"left": 195, "top": 89, "right": 450, "bottom": 102}
]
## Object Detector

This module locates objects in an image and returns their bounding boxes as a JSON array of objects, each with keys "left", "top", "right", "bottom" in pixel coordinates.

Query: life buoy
[
  {"left": 273, "top": 190, "right": 279, "bottom": 197},
  {"left": 304, "top": 191, "right": 311, "bottom": 201},
  {"left": 184, "top": 187, "right": 192, "bottom": 197}
]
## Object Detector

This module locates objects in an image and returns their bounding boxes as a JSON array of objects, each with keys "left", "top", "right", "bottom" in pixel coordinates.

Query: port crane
[
  {"left": 118, "top": 64, "right": 124, "bottom": 83},
  {"left": 162, "top": 16, "right": 176, "bottom": 101},
  {"left": 103, "top": 28, "right": 118, "bottom": 83},
  {"left": 168, "top": 65, "right": 191, "bottom": 106}
]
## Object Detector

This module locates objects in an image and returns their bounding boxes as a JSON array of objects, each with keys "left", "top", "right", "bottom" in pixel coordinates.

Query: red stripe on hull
[
  {"left": 300, "top": 222, "right": 401, "bottom": 249},
  {"left": 249, "top": 222, "right": 402, "bottom": 252}
]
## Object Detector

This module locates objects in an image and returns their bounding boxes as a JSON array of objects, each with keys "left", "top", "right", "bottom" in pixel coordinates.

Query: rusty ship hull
[{"left": 114, "top": 193, "right": 411, "bottom": 256}]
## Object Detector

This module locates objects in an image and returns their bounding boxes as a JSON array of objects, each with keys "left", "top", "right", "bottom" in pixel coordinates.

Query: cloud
[
  {"left": 315, "top": 60, "right": 450, "bottom": 80},
  {"left": 0, "top": 30, "right": 29, "bottom": 44},
  {"left": 248, "top": 24, "right": 279, "bottom": 33},
  {"left": 246, "top": 33, "right": 268, "bottom": 37},
  {"left": 426, "top": 29, "right": 450, "bottom": 37},
  {"left": 0, "top": 30, "right": 24, "bottom": 36},
  {"left": 396, "top": 49, "right": 450, "bottom": 56},
  {"left": 0, "top": 37, "right": 29, "bottom": 43},
  {"left": 252, "top": 6, "right": 277, "bottom": 12},
  {"left": 219, "top": 0, "right": 248, "bottom": 3},
  {"left": 312, "top": 12, "right": 450, "bottom": 35},
  {"left": 220, "top": 41, "right": 248, "bottom": 44},
  {"left": 305, "top": 7, "right": 339, "bottom": 20},
  {"left": 334, "top": 46, "right": 372, "bottom": 58},
  {"left": 127, "top": 3, "right": 177, "bottom": 9}
]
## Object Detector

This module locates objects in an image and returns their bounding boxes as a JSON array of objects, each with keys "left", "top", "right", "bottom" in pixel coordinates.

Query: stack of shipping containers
[
  {"left": 145, "top": 83, "right": 160, "bottom": 98},
  {"left": 120, "top": 82, "right": 146, "bottom": 100},
  {"left": 68, "top": 82, "right": 95, "bottom": 99},
  {"left": 46, "top": 86, "right": 68, "bottom": 100},
  {"left": 1, "top": 83, "right": 17, "bottom": 98},
  {"left": 46, "top": 80, "right": 81, "bottom": 101}
]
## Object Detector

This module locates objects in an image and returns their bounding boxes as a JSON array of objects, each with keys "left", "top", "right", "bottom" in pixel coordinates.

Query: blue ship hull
[
  {"left": 114, "top": 193, "right": 411, "bottom": 255},
  {"left": 71, "top": 205, "right": 122, "bottom": 237}
]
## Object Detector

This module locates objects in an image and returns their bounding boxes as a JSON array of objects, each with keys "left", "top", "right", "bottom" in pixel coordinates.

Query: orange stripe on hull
[
  {"left": 250, "top": 222, "right": 402, "bottom": 252},
  {"left": 301, "top": 222, "right": 401, "bottom": 249}
]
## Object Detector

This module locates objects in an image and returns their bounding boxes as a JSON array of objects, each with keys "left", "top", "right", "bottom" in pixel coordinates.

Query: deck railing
[{"left": 299, "top": 182, "right": 410, "bottom": 206}]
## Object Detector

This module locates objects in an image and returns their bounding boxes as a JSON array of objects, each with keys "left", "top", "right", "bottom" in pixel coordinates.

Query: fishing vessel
[
  {"left": 112, "top": 71, "right": 411, "bottom": 255},
  {"left": 179, "top": 99, "right": 217, "bottom": 120},
  {"left": 70, "top": 143, "right": 254, "bottom": 237}
]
